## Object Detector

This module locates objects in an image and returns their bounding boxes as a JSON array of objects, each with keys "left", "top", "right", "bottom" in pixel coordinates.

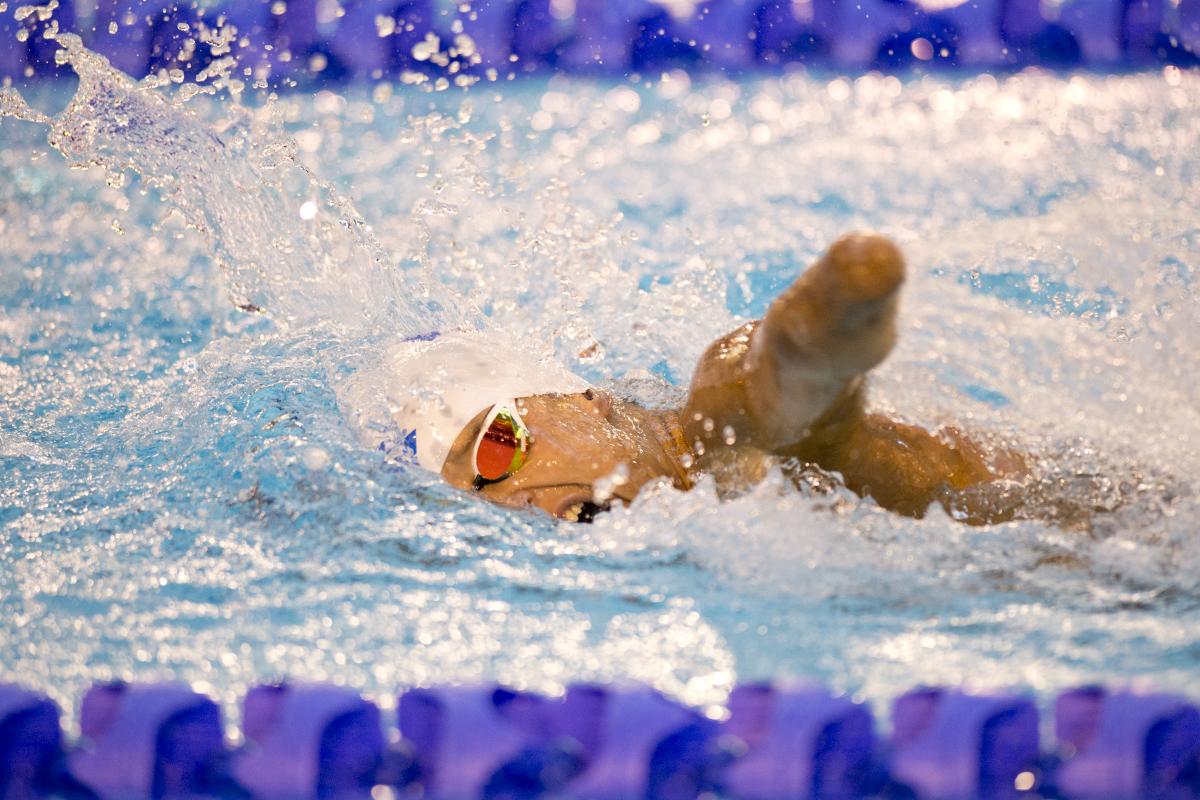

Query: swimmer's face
[{"left": 440, "top": 391, "right": 682, "bottom": 521}]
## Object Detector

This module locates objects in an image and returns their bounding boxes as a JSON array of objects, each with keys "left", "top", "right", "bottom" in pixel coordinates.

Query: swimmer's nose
[{"left": 506, "top": 490, "right": 536, "bottom": 507}]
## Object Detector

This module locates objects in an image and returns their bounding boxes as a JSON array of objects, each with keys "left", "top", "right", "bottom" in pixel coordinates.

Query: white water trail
[{"left": 1, "top": 33, "right": 467, "bottom": 339}]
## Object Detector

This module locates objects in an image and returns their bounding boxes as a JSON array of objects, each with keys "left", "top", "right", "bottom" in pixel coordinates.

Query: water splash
[
  {"left": 3, "top": 32, "right": 465, "bottom": 339},
  {"left": 3, "top": 33, "right": 1200, "bottom": 721}
]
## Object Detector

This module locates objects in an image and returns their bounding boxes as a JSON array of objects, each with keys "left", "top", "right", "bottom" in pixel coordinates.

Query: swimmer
[{"left": 384, "top": 233, "right": 1066, "bottom": 525}]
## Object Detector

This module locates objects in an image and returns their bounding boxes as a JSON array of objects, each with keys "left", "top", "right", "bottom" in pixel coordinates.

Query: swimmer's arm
[
  {"left": 787, "top": 399, "right": 1031, "bottom": 523},
  {"left": 681, "top": 233, "right": 904, "bottom": 455},
  {"left": 679, "top": 232, "right": 1030, "bottom": 523}
]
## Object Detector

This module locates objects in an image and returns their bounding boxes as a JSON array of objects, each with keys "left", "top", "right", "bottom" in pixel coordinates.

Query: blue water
[{"left": 2, "top": 49, "right": 1200, "bottom": 729}]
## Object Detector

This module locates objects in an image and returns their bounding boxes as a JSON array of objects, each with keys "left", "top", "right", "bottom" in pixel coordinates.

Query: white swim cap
[{"left": 384, "top": 330, "right": 589, "bottom": 472}]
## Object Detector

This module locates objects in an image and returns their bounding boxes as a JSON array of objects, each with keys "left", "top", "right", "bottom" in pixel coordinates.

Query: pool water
[{"left": 2, "top": 39, "right": 1199, "bottom": 729}]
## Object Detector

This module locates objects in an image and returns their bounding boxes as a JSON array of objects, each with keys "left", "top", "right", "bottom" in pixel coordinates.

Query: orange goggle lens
[{"left": 473, "top": 407, "right": 528, "bottom": 482}]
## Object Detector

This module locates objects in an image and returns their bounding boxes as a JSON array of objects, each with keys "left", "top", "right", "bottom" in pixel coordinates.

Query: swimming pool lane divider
[
  {"left": 3, "top": 0, "right": 1199, "bottom": 83},
  {"left": 3, "top": 681, "right": 1200, "bottom": 799}
]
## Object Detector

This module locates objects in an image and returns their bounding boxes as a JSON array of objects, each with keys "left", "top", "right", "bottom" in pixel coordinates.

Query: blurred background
[
  {"left": 3, "top": 0, "right": 1199, "bottom": 89},
  {"left": 3, "top": 0, "right": 1200, "bottom": 747}
]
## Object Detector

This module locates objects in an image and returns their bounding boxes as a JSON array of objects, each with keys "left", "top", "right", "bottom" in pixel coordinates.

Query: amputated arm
[
  {"left": 681, "top": 232, "right": 904, "bottom": 457},
  {"left": 679, "top": 232, "right": 1030, "bottom": 524}
]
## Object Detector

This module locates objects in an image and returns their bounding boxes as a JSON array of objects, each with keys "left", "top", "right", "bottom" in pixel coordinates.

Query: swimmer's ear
[{"left": 581, "top": 388, "right": 614, "bottom": 418}]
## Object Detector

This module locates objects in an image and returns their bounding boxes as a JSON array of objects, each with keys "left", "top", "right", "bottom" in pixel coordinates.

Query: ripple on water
[{"left": 1, "top": 48, "right": 1198, "bottom": 722}]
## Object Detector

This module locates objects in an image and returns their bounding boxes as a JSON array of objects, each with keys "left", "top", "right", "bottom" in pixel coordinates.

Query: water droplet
[
  {"left": 722, "top": 425, "right": 736, "bottom": 445},
  {"left": 453, "top": 33, "right": 476, "bottom": 59},
  {"left": 909, "top": 37, "right": 933, "bottom": 61},
  {"left": 592, "top": 476, "right": 614, "bottom": 503},
  {"left": 374, "top": 14, "right": 395, "bottom": 37},
  {"left": 302, "top": 446, "right": 330, "bottom": 471},
  {"left": 411, "top": 32, "right": 439, "bottom": 62},
  {"left": 371, "top": 785, "right": 398, "bottom": 800}
]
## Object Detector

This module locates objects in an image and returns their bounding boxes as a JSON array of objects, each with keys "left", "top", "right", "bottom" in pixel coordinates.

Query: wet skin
[
  {"left": 440, "top": 390, "right": 691, "bottom": 521},
  {"left": 442, "top": 232, "right": 1037, "bottom": 524}
]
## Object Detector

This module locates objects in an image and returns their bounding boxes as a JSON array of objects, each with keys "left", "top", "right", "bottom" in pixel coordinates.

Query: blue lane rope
[
  {"left": 3, "top": 0, "right": 1198, "bottom": 82},
  {"left": 3, "top": 680, "right": 1200, "bottom": 798}
]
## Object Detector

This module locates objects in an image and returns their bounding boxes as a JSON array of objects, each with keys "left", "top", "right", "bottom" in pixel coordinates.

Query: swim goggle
[{"left": 471, "top": 400, "right": 530, "bottom": 487}]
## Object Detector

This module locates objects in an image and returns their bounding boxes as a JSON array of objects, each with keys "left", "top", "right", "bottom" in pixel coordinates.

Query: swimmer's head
[
  {"left": 438, "top": 389, "right": 689, "bottom": 521},
  {"left": 386, "top": 331, "right": 588, "bottom": 472},
  {"left": 387, "top": 331, "right": 687, "bottom": 521}
]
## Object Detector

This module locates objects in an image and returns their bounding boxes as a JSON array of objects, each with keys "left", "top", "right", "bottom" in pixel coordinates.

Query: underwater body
[{"left": 2, "top": 31, "right": 1200, "bottom": 729}]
